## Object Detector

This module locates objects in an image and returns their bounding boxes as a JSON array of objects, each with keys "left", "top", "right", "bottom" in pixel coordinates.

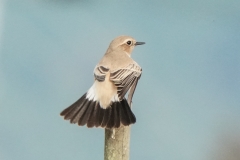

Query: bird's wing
[
  {"left": 94, "top": 66, "right": 109, "bottom": 82},
  {"left": 110, "top": 63, "right": 142, "bottom": 101}
]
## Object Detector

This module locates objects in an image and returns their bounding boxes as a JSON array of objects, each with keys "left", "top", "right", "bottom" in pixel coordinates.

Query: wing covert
[
  {"left": 94, "top": 66, "right": 109, "bottom": 82},
  {"left": 110, "top": 64, "right": 142, "bottom": 101}
]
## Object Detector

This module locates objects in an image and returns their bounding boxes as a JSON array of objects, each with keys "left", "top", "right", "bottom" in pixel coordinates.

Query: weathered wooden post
[{"left": 104, "top": 125, "right": 131, "bottom": 160}]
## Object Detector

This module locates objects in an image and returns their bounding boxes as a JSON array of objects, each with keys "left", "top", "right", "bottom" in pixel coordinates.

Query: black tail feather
[
  {"left": 87, "top": 102, "right": 98, "bottom": 128},
  {"left": 70, "top": 98, "right": 89, "bottom": 123},
  {"left": 60, "top": 99, "right": 80, "bottom": 116},
  {"left": 96, "top": 105, "right": 104, "bottom": 127},
  {"left": 113, "top": 103, "right": 121, "bottom": 128},
  {"left": 77, "top": 100, "right": 91, "bottom": 126},
  {"left": 60, "top": 94, "right": 87, "bottom": 120},
  {"left": 70, "top": 104, "right": 84, "bottom": 124},
  {"left": 60, "top": 105, "right": 76, "bottom": 117},
  {"left": 120, "top": 100, "right": 131, "bottom": 125},
  {"left": 60, "top": 95, "right": 136, "bottom": 128},
  {"left": 107, "top": 104, "right": 115, "bottom": 128},
  {"left": 101, "top": 107, "right": 111, "bottom": 128},
  {"left": 79, "top": 101, "right": 95, "bottom": 126},
  {"left": 122, "top": 99, "right": 136, "bottom": 124}
]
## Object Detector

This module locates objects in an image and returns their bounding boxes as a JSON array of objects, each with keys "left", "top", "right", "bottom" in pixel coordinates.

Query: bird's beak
[{"left": 135, "top": 42, "right": 145, "bottom": 45}]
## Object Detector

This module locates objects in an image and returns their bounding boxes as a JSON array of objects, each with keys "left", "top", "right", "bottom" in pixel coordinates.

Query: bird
[{"left": 60, "top": 35, "right": 145, "bottom": 129}]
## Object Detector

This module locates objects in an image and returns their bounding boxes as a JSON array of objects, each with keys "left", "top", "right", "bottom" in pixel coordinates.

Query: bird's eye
[{"left": 126, "top": 41, "right": 132, "bottom": 45}]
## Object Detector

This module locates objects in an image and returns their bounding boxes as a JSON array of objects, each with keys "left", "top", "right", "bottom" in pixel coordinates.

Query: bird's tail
[{"left": 60, "top": 93, "right": 136, "bottom": 128}]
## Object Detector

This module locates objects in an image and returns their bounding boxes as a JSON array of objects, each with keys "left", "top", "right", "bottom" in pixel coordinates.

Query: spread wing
[
  {"left": 110, "top": 64, "right": 142, "bottom": 102},
  {"left": 94, "top": 66, "right": 109, "bottom": 82}
]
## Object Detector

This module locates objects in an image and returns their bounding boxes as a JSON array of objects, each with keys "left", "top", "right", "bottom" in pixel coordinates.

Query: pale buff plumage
[
  {"left": 87, "top": 36, "right": 143, "bottom": 108},
  {"left": 60, "top": 35, "right": 145, "bottom": 128}
]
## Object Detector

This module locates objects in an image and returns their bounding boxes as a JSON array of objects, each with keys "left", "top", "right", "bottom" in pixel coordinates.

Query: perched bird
[{"left": 60, "top": 35, "right": 145, "bottom": 128}]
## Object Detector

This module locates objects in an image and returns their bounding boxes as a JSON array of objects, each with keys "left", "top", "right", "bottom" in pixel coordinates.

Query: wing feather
[
  {"left": 110, "top": 63, "right": 142, "bottom": 101},
  {"left": 94, "top": 66, "right": 109, "bottom": 82}
]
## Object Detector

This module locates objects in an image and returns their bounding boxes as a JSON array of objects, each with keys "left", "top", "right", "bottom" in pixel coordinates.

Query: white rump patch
[
  {"left": 86, "top": 84, "right": 98, "bottom": 101},
  {"left": 86, "top": 82, "right": 120, "bottom": 109},
  {"left": 111, "top": 94, "right": 119, "bottom": 102}
]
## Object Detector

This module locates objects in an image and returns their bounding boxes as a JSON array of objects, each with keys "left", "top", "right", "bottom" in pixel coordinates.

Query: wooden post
[{"left": 104, "top": 125, "right": 131, "bottom": 160}]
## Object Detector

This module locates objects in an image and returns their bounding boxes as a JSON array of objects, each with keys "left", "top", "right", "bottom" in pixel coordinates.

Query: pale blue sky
[{"left": 1, "top": 0, "right": 240, "bottom": 160}]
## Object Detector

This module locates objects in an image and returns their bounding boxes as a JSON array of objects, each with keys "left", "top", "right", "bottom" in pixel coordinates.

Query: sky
[{"left": 1, "top": 0, "right": 240, "bottom": 160}]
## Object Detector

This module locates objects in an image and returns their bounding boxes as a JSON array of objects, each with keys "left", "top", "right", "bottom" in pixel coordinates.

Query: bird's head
[{"left": 108, "top": 35, "right": 145, "bottom": 56}]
